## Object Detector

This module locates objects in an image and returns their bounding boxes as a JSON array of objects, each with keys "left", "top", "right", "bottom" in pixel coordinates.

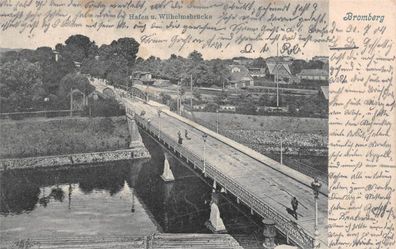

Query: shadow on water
[{"left": 0, "top": 131, "right": 288, "bottom": 247}]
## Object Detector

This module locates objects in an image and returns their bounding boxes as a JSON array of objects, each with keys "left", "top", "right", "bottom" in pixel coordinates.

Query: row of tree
[{"left": 0, "top": 35, "right": 140, "bottom": 112}]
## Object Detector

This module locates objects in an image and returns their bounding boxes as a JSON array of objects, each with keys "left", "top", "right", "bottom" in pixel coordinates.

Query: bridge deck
[
  {"left": 90, "top": 79, "right": 328, "bottom": 248},
  {"left": 127, "top": 100, "right": 327, "bottom": 248}
]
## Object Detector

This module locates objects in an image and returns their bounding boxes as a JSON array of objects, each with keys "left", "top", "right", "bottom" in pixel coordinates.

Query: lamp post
[
  {"left": 311, "top": 177, "right": 322, "bottom": 248},
  {"left": 202, "top": 133, "right": 208, "bottom": 174},
  {"left": 158, "top": 109, "right": 162, "bottom": 139},
  {"left": 216, "top": 109, "right": 219, "bottom": 133}
]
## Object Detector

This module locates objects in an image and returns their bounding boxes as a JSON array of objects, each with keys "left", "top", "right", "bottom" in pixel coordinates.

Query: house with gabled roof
[
  {"left": 228, "top": 65, "right": 254, "bottom": 88},
  {"left": 266, "top": 62, "right": 293, "bottom": 83}
]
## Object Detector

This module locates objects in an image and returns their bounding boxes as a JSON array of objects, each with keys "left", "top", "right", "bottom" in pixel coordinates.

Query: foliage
[
  {"left": 159, "top": 93, "right": 172, "bottom": 105},
  {"left": 193, "top": 90, "right": 202, "bottom": 101},
  {"left": 58, "top": 73, "right": 94, "bottom": 97},
  {"left": 0, "top": 60, "right": 45, "bottom": 112},
  {"left": 89, "top": 98, "right": 125, "bottom": 117},
  {"left": 56, "top": 34, "right": 98, "bottom": 63},
  {"left": 204, "top": 102, "right": 219, "bottom": 112},
  {"left": 236, "top": 102, "right": 257, "bottom": 115},
  {"left": 132, "top": 51, "right": 231, "bottom": 87}
]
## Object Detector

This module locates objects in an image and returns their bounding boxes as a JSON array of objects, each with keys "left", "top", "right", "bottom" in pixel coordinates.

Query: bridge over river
[{"left": 91, "top": 79, "right": 328, "bottom": 249}]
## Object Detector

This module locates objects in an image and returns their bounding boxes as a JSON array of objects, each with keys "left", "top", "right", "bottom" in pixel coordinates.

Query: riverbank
[
  {"left": 0, "top": 149, "right": 150, "bottom": 172},
  {"left": 0, "top": 116, "right": 131, "bottom": 158},
  {"left": 0, "top": 116, "right": 150, "bottom": 170}
]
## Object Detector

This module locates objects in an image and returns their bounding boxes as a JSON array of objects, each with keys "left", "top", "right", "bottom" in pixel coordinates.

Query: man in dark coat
[{"left": 291, "top": 197, "right": 298, "bottom": 220}]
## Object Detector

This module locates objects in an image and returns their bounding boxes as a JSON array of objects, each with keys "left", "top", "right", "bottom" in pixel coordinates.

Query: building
[
  {"left": 219, "top": 105, "right": 236, "bottom": 112},
  {"left": 298, "top": 69, "right": 328, "bottom": 82},
  {"left": 312, "top": 56, "right": 329, "bottom": 64},
  {"left": 248, "top": 67, "right": 266, "bottom": 78},
  {"left": 266, "top": 56, "right": 293, "bottom": 63},
  {"left": 232, "top": 58, "right": 253, "bottom": 65},
  {"left": 228, "top": 65, "right": 254, "bottom": 88},
  {"left": 193, "top": 104, "right": 207, "bottom": 111},
  {"left": 266, "top": 62, "right": 293, "bottom": 83},
  {"left": 132, "top": 71, "right": 155, "bottom": 85}
]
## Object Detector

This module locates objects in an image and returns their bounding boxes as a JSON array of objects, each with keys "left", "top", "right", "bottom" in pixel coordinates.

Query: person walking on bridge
[
  {"left": 185, "top": 129, "right": 191, "bottom": 140},
  {"left": 178, "top": 131, "right": 183, "bottom": 145},
  {"left": 291, "top": 196, "right": 298, "bottom": 220}
]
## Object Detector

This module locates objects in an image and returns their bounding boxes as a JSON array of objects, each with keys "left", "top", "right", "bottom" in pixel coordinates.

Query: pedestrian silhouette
[
  {"left": 185, "top": 129, "right": 191, "bottom": 140},
  {"left": 291, "top": 197, "right": 298, "bottom": 220},
  {"left": 178, "top": 131, "right": 183, "bottom": 145}
]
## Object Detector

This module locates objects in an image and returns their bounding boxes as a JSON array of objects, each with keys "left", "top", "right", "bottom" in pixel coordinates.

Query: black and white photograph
[{"left": 0, "top": 0, "right": 394, "bottom": 248}]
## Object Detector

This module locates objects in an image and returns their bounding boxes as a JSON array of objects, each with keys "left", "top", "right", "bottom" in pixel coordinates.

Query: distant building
[
  {"left": 266, "top": 56, "right": 293, "bottom": 63},
  {"left": 132, "top": 71, "right": 155, "bottom": 85},
  {"left": 228, "top": 65, "right": 254, "bottom": 88},
  {"left": 248, "top": 67, "right": 266, "bottom": 78},
  {"left": 232, "top": 59, "right": 253, "bottom": 65},
  {"left": 298, "top": 69, "right": 328, "bottom": 81},
  {"left": 266, "top": 62, "right": 293, "bottom": 83},
  {"left": 219, "top": 105, "right": 236, "bottom": 112},
  {"left": 193, "top": 104, "right": 207, "bottom": 110},
  {"left": 312, "top": 56, "right": 329, "bottom": 64}
]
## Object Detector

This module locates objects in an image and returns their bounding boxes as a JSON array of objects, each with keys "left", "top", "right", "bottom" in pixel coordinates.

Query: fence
[{"left": 0, "top": 110, "right": 85, "bottom": 120}]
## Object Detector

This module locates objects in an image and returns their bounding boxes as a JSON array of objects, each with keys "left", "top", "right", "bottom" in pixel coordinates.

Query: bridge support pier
[
  {"left": 205, "top": 192, "right": 226, "bottom": 233},
  {"left": 262, "top": 219, "right": 276, "bottom": 249},
  {"left": 126, "top": 112, "right": 144, "bottom": 148},
  {"left": 161, "top": 153, "right": 175, "bottom": 182}
]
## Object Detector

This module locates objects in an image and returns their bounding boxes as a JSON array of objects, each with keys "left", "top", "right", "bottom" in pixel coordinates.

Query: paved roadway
[{"left": 91, "top": 79, "right": 328, "bottom": 248}]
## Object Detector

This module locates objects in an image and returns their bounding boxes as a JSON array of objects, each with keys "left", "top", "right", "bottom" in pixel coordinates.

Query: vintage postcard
[{"left": 0, "top": 0, "right": 394, "bottom": 248}]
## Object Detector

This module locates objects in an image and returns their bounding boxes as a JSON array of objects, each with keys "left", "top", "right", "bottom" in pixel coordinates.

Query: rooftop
[{"left": 299, "top": 69, "right": 328, "bottom": 76}]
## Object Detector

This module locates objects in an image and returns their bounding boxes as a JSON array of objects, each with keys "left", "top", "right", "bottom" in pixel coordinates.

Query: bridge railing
[{"left": 132, "top": 113, "right": 315, "bottom": 249}]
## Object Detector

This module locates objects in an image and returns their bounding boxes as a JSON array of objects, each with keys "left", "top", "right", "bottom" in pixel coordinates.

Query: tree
[
  {"left": 214, "top": 90, "right": 228, "bottom": 105},
  {"left": 0, "top": 60, "right": 45, "bottom": 112},
  {"left": 290, "top": 59, "right": 307, "bottom": 75},
  {"left": 111, "top": 37, "right": 140, "bottom": 67},
  {"left": 188, "top": 50, "right": 203, "bottom": 62},
  {"left": 57, "top": 73, "right": 94, "bottom": 98},
  {"left": 58, "top": 34, "right": 98, "bottom": 63},
  {"left": 159, "top": 93, "right": 172, "bottom": 105}
]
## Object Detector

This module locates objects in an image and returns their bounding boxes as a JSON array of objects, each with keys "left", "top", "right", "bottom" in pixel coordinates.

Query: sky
[{"left": 0, "top": 0, "right": 329, "bottom": 60}]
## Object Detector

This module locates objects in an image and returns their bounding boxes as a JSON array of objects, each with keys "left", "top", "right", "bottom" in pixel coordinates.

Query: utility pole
[
  {"left": 70, "top": 88, "right": 73, "bottom": 117},
  {"left": 276, "top": 43, "right": 279, "bottom": 108},
  {"left": 280, "top": 130, "right": 283, "bottom": 164},
  {"left": 178, "top": 80, "right": 181, "bottom": 115},
  {"left": 190, "top": 74, "right": 193, "bottom": 110}
]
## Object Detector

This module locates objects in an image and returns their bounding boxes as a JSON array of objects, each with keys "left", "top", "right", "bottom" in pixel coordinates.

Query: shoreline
[{"left": 0, "top": 148, "right": 150, "bottom": 172}]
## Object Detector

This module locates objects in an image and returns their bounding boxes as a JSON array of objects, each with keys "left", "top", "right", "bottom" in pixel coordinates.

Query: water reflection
[
  {"left": 1, "top": 132, "right": 284, "bottom": 247},
  {"left": 0, "top": 162, "right": 138, "bottom": 215}
]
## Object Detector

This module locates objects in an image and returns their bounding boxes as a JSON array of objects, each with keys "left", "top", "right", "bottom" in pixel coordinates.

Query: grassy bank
[{"left": 0, "top": 116, "right": 130, "bottom": 158}]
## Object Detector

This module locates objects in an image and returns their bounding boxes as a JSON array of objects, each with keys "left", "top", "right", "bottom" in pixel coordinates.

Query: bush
[{"left": 91, "top": 98, "right": 125, "bottom": 117}]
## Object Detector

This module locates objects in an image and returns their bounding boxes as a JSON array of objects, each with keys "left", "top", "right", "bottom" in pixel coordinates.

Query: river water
[{"left": 0, "top": 132, "right": 288, "bottom": 247}]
